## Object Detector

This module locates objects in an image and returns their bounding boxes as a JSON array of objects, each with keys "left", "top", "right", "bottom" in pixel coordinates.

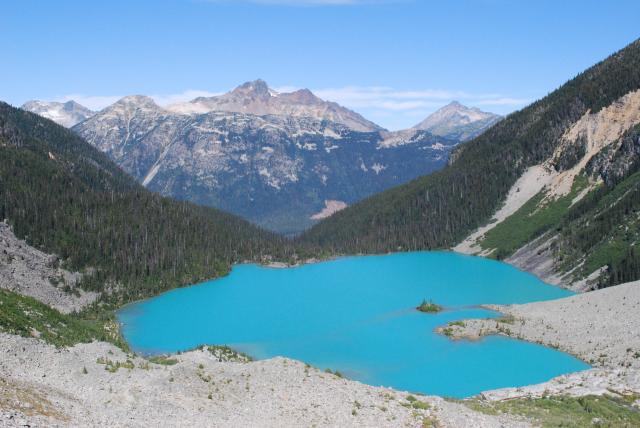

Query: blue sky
[{"left": 2, "top": 0, "right": 639, "bottom": 130}]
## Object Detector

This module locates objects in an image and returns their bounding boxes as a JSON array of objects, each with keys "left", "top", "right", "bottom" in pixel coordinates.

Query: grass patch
[
  {"left": 0, "top": 289, "right": 124, "bottom": 348},
  {"left": 96, "top": 356, "right": 135, "bottom": 373},
  {"left": 324, "top": 368, "right": 344, "bottom": 378},
  {"left": 148, "top": 355, "right": 179, "bottom": 365},
  {"left": 465, "top": 394, "right": 640, "bottom": 427},
  {"left": 417, "top": 299, "right": 442, "bottom": 313},
  {"left": 207, "top": 345, "right": 253, "bottom": 363},
  {"left": 496, "top": 315, "right": 516, "bottom": 324},
  {"left": 441, "top": 327, "right": 454, "bottom": 337},
  {"left": 480, "top": 174, "right": 588, "bottom": 259}
]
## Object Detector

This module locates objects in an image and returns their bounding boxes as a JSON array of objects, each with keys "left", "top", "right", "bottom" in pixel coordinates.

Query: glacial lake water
[{"left": 118, "top": 252, "right": 589, "bottom": 398}]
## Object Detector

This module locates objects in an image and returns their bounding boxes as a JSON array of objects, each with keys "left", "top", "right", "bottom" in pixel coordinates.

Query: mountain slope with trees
[
  {"left": 0, "top": 102, "right": 290, "bottom": 305},
  {"left": 300, "top": 38, "right": 640, "bottom": 288}
]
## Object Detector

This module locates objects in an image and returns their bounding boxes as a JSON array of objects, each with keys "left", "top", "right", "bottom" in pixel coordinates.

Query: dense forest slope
[
  {"left": 300, "top": 38, "right": 640, "bottom": 289},
  {"left": 0, "top": 102, "right": 290, "bottom": 305}
]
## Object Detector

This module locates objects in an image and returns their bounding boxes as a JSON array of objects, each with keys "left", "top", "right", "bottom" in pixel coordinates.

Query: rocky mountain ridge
[
  {"left": 167, "top": 79, "right": 382, "bottom": 132},
  {"left": 72, "top": 81, "right": 462, "bottom": 234}
]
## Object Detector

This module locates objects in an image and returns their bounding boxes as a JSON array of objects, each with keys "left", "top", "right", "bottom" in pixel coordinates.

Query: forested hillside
[
  {"left": 299, "top": 39, "right": 640, "bottom": 287},
  {"left": 0, "top": 103, "right": 291, "bottom": 305}
]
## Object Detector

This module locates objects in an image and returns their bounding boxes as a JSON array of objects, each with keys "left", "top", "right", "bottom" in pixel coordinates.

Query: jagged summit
[
  {"left": 231, "top": 79, "right": 271, "bottom": 98},
  {"left": 167, "top": 79, "right": 382, "bottom": 132},
  {"left": 413, "top": 101, "right": 501, "bottom": 141}
]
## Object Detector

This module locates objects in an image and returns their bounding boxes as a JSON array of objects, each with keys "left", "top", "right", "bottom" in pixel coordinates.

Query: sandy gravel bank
[
  {"left": 0, "top": 334, "right": 528, "bottom": 428},
  {"left": 436, "top": 280, "right": 640, "bottom": 400}
]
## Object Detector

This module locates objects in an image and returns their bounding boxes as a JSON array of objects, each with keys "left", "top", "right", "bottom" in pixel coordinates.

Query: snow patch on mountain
[{"left": 21, "top": 100, "right": 94, "bottom": 127}]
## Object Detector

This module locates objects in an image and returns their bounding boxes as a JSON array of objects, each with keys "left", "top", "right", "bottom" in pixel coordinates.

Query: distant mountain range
[{"left": 22, "top": 82, "right": 499, "bottom": 234}]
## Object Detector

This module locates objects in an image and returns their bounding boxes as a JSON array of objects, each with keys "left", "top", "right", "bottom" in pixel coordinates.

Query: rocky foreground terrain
[
  {"left": 4, "top": 280, "right": 640, "bottom": 427},
  {"left": 0, "top": 334, "right": 530, "bottom": 428}
]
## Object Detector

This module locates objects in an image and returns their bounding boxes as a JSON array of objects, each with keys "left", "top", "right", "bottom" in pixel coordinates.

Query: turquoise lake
[{"left": 118, "top": 252, "right": 590, "bottom": 398}]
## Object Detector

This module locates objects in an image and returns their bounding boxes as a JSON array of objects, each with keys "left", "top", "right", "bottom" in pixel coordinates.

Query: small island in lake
[{"left": 416, "top": 299, "right": 442, "bottom": 313}]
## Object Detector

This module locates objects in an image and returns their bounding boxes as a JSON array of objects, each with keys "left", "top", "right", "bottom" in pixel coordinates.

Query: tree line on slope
[
  {"left": 0, "top": 103, "right": 294, "bottom": 306},
  {"left": 556, "top": 124, "right": 640, "bottom": 288}
]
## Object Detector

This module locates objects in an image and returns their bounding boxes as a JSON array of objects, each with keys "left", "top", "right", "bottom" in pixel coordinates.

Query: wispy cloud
[
  {"left": 56, "top": 94, "right": 123, "bottom": 111},
  {"left": 151, "top": 90, "right": 222, "bottom": 106},
  {"left": 56, "top": 90, "right": 222, "bottom": 111},
  {"left": 304, "top": 85, "right": 531, "bottom": 129},
  {"left": 305, "top": 85, "right": 530, "bottom": 110}
]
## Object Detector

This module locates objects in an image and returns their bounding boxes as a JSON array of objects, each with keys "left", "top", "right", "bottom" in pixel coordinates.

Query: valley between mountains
[
  {"left": 3, "top": 37, "right": 640, "bottom": 428},
  {"left": 24, "top": 80, "right": 498, "bottom": 235}
]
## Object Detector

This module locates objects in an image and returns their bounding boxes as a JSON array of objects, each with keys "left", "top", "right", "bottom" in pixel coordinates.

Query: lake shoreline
[
  {"left": 434, "top": 280, "right": 640, "bottom": 400},
  {"left": 0, "top": 332, "right": 528, "bottom": 427},
  {"left": 121, "top": 251, "right": 577, "bottom": 398},
  {"left": 260, "top": 247, "right": 582, "bottom": 293}
]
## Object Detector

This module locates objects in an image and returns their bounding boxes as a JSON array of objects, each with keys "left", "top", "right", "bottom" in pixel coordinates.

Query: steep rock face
[
  {"left": 21, "top": 100, "right": 94, "bottom": 127},
  {"left": 455, "top": 89, "right": 640, "bottom": 289},
  {"left": 75, "top": 83, "right": 457, "bottom": 234},
  {"left": 413, "top": 101, "right": 501, "bottom": 141}
]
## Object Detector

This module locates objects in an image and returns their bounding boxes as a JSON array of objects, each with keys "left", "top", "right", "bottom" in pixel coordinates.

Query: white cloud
[
  {"left": 306, "top": 85, "right": 531, "bottom": 129},
  {"left": 306, "top": 85, "right": 529, "bottom": 110},
  {"left": 55, "top": 90, "right": 222, "bottom": 111},
  {"left": 151, "top": 90, "right": 222, "bottom": 106},
  {"left": 56, "top": 94, "right": 123, "bottom": 111}
]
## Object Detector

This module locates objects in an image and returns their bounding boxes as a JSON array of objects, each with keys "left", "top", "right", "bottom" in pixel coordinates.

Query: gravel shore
[
  {"left": 436, "top": 280, "right": 640, "bottom": 400},
  {"left": 0, "top": 334, "right": 528, "bottom": 428}
]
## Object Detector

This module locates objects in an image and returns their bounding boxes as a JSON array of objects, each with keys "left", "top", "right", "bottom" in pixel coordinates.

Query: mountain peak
[
  {"left": 112, "top": 95, "right": 161, "bottom": 111},
  {"left": 233, "top": 79, "right": 271, "bottom": 97},
  {"left": 21, "top": 99, "right": 94, "bottom": 127},
  {"left": 166, "top": 81, "right": 382, "bottom": 132},
  {"left": 282, "top": 88, "right": 319, "bottom": 104},
  {"left": 413, "top": 102, "right": 501, "bottom": 141}
]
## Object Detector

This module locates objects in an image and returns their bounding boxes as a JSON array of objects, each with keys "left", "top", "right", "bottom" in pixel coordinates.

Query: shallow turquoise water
[{"left": 118, "top": 252, "right": 589, "bottom": 398}]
